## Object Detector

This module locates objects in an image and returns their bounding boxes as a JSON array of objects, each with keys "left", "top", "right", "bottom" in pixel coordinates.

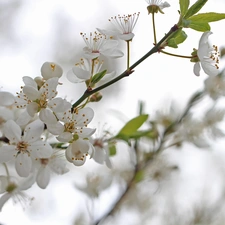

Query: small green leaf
[
  {"left": 188, "top": 12, "right": 225, "bottom": 23},
  {"left": 167, "top": 29, "right": 187, "bottom": 48},
  {"left": 134, "top": 170, "right": 145, "bottom": 183},
  {"left": 90, "top": 70, "right": 107, "bottom": 85},
  {"left": 116, "top": 114, "right": 148, "bottom": 137},
  {"left": 109, "top": 144, "right": 116, "bottom": 156},
  {"left": 179, "top": 0, "right": 190, "bottom": 16},
  {"left": 188, "top": 21, "right": 210, "bottom": 32},
  {"left": 184, "top": 0, "right": 208, "bottom": 19}
]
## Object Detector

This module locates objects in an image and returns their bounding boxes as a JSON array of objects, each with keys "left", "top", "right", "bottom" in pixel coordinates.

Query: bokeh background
[{"left": 1, "top": 0, "right": 225, "bottom": 224}]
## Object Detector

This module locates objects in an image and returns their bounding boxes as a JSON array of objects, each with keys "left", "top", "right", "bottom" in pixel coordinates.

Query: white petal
[
  {"left": 0, "top": 92, "right": 15, "bottom": 106},
  {"left": 57, "top": 132, "right": 73, "bottom": 142},
  {"left": 39, "top": 108, "right": 57, "bottom": 124},
  {"left": 72, "top": 67, "right": 91, "bottom": 80},
  {"left": 23, "top": 119, "right": 44, "bottom": 143},
  {"left": 50, "top": 158, "right": 69, "bottom": 174},
  {"left": 75, "top": 107, "right": 94, "bottom": 126},
  {"left": 23, "top": 86, "right": 40, "bottom": 101},
  {"left": 0, "top": 193, "right": 11, "bottom": 211},
  {"left": 101, "top": 48, "right": 124, "bottom": 58},
  {"left": 41, "top": 62, "right": 63, "bottom": 80},
  {"left": 0, "top": 146, "right": 16, "bottom": 163},
  {"left": 48, "top": 98, "right": 71, "bottom": 113},
  {"left": 160, "top": 2, "right": 170, "bottom": 9},
  {"left": 201, "top": 59, "right": 219, "bottom": 76},
  {"left": 19, "top": 175, "right": 36, "bottom": 190},
  {"left": 27, "top": 102, "right": 39, "bottom": 117},
  {"left": 118, "top": 33, "right": 134, "bottom": 41},
  {"left": 71, "top": 139, "right": 90, "bottom": 154},
  {"left": 22, "top": 76, "right": 37, "bottom": 89},
  {"left": 3, "top": 120, "right": 21, "bottom": 143},
  {"left": 102, "top": 40, "right": 119, "bottom": 49},
  {"left": 16, "top": 110, "right": 32, "bottom": 126},
  {"left": 15, "top": 153, "right": 32, "bottom": 177},
  {"left": 47, "top": 122, "right": 64, "bottom": 135},
  {"left": 36, "top": 166, "right": 51, "bottom": 189},
  {"left": 42, "top": 77, "right": 59, "bottom": 99},
  {"left": 193, "top": 62, "right": 201, "bottom": 76},
  {"left": 29, "top": 141, "right": 53, "bottom": 159},
  {"left": 93, "top": 146, "right": 105, "bottom": 164},
  {"left": 67, "top": 69, "right": 83, "bottom": 83},
  {"left": 77, "top": 128, "right": 96, "bottom": 138}
]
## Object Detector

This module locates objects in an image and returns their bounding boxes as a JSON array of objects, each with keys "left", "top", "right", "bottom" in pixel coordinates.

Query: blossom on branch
[
  {"left": 193, "top": 31, "right": 220, "bottom": 76},
  {"left": 97, "top": 12, "right": 140, "bottom": 41},
  {"left": 15, "top": 76, "right": 71, "bottom": 123},
  {"left": 0, "top": 120, "right": 53, "bottom": 177},
  {"left": 80, "top": 31, "right": 124, "bottom": 59},
  {"left": 145, "top": 0, "right": 170, "bottom": 14}
]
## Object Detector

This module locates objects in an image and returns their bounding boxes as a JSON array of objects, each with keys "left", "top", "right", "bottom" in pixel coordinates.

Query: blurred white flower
[
  {"left": 41, "top": 62, "right": 63, "bottom": 80},
  {"left": 80, "top": 31, "right": 124, "bottom": 59},
  {"left": 0, "top": 120, "right": 53, "bottom": 177},
  {"left": 0, "top": 175, "right": 35, "bottom": 211},
  {"left": 75, "top": 172, "right": 112, "bottom": 198},
  {"left": 204, "top": 71, "right": 225, "bottom": 99},
  {"left": 194, "top": 31, "right": 220, "bottom": 76},
  {"left": 0, "top": 91, "right": 15, "bottom": 106},
  {"left": 97, "top": 12, "right": 140, "bottom": 41},
  {"left": 145, "top": 0, "right": 170, "bottom": 14}
]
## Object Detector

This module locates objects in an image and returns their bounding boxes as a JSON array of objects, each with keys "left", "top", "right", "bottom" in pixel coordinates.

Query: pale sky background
[{"left": 1, "top": 0, "right": 225, "bottom": 224}]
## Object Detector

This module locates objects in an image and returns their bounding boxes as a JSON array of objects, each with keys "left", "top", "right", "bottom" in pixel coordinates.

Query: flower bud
[{"left": 90, "top": 92, "right": 103, "bottom": 102}]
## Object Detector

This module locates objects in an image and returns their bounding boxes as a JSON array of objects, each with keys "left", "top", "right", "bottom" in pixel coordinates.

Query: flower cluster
[{"left": 0, "top": 0, "right": 225, "bottom": 218}]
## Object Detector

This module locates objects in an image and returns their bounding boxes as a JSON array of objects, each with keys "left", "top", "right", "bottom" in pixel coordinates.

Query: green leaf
[
  {"left": 90, "top": 70, "right": 107, "bottom": 85},
  {"left": 134, "top": 170, "right": 144, "bottom": 183},
  {"left": 116, "top": 114, "right": 148, "bottom": 137},
  {"left": 184, "top": 0, "right": 208, "bottom": 19},
  {"left": 179, "top": 0, "right": 190, "bottom": 16},
  {"left": 167, "top": 29, "right": 187, "bottom": 48},
  {"left": 188, "top": 12, "right": 225, "bottom": 23},
  {"left": 188, "top": 21, "right": 210, "bottom": 31},
  {"left": 109, "top": 144, "right": 116, "bottom": 156}
]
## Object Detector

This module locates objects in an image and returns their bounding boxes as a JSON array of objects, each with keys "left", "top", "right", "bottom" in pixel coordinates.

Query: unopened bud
[
  {"left": 90, "top": 92, "right": 103, "bottom": 102},
  {"left": 190, "top": 48, "right": 199, "bottom": 63},
  {"left": 34, "top": 76, "right": 44, "bottom": 89}
]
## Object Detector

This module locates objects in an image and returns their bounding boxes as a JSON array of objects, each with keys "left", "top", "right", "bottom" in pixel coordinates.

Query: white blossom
[
  {"left": 15, "top": 76, "right": 71, "bottom": 123},
  {"left": 0, "top": 175, "right": 35, "bottom": 211},
  {"left": 145, "top": 0, "right": 170, "bottom": 14},
  {"left": 47, "top": 107, "right": 95, "bottom": 142},
  {"left": 194, "top": 31, "right": 220, "bottom": 76},
  {"left": 0, "top": 120, "right": 53, "bottom": 177},
  {"left": 97, "top": 12, "right": 140, "bottom": 41},
  {"left": 75, "top": 172, "right": 112, "bottom": 198},
  {"left": 204, "top": 71, "right": 225, "bottom": 99},
  {"left": 80, "top": 31, "right": 124, "bottom": 59},
  {"left": 65, "top": 138, "right": 93, "bottom": 166},
  {"left": 35, "top": 151, "right": 69, "bottom": 189}
]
